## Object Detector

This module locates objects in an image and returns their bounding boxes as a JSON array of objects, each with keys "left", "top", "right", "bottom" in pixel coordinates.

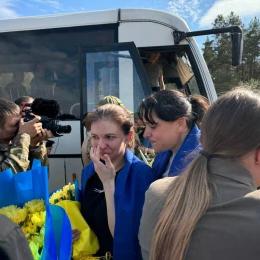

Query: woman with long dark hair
[
  {"left": 138, "top": 90, "right": 208, "bottom": 179},
  {"left": 139, "top": 89, "right": 260, "bottom": 260}
]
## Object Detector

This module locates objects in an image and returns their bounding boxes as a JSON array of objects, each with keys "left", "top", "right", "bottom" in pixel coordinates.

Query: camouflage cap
[{"left": 97, "top": 95, "right": 133, "bottom": 114}]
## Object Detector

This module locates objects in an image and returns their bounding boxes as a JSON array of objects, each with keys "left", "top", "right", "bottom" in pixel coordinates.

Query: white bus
[{"left": 0, "top": 9, "right": 242, "bottom": 191}]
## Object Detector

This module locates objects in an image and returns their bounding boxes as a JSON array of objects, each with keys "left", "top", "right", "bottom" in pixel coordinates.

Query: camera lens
[{"left": 57, "top": 125, "right": 71, "bottom": 134}]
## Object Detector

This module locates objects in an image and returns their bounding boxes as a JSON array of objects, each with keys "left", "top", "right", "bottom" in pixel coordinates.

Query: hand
[
  {"left": 30, "top": 129, "right": 54, "bottom": 147},
  {"left": 72, "top": 229, "right": 81, "bottom": 243},
  {"left": 138, "top": 146, "right": 145, "bottom": 153},
  {"left": 90, "top": 145, "right": 116, "bottom": 184},
  {"left": 138, "top": 146, "right": 155, "bottom": 155},
  {"left": 18, "top": 117, "right": 42, "bottom": 138}
]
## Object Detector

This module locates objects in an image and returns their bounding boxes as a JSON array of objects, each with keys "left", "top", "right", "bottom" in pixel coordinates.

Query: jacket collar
[
  {"left": 82, "top": 149, "right": 134, "bottom": 195},
  {"left": 209, "top": 158, "right": 256, "bottom": 190},
  {"left": 114, "top": 149, "right": 134, "bottom": 196},
  {"left": 176, "top": 125, "right": 201, "bottom": 157},
  {"left": 169, "top": 125, "right": 201, "bottom": 176}
]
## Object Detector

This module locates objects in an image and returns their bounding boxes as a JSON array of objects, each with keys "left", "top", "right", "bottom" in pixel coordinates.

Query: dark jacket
[
  {"left": 139, "top": 158, "right": 260, "bottom": 260},
  {"left": 0, "top": 214, "right": 34, "bottom": 260},
  {"left": 152, "top": 125, "right": 201, "bottom": 179},
  {"left": 81, "top": 149, "right": 154, "bottom": 260}
]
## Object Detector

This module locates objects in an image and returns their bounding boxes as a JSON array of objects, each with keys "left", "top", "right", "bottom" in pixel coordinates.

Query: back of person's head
[
  {"left": 97, "top": 95, "right": 133, "bottom": 114},
  {"left": 138, "top": 90, "right": 205, "bottom": 130},
  {"left": 189, "top": 94, "right": 210, "bottom": 127},
  {"left": 86, "top": 104, "right": 134, "bottom": 149},
  {"left": 151, "top": 88, "right": 260, "bottom": 260},
  {"left": 201, "top": 89, "right": 260, "bottom": 156},
  {"left": 0, "top": 98, "right": 20, "bottom": 127},
  {"left": 14, "top": 96, "right": 34, "bottom": 107}
]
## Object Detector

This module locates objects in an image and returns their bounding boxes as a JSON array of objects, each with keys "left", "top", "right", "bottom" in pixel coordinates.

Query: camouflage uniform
[{"left": 0, "top": 133, "right": 49, "bottom": 173}]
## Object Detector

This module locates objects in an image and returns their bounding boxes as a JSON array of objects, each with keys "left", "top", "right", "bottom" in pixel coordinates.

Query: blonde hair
[
  {"left": 0, "top": 98, "right": 20, "bottom": 127},
  {"left": 151, "top": 88, "right": 260, "bottom": 260}
]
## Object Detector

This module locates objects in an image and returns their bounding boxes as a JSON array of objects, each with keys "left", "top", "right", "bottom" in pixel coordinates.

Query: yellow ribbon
[{"left": 76, "top": 252, "right": 112, "bottom": 260}]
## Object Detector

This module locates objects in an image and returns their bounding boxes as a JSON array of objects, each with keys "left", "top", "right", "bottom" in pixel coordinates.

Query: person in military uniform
[{"left": 0, "top": 98, "right": 53, "bottom": 173}]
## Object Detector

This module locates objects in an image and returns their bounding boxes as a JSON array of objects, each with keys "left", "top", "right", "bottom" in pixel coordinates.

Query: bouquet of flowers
[
  {"left": 0, "top": 160, "right": 72, "bottom": 260},
  {"left": 0, "top": 199, "right": 46, "bottom": 260},
  {"left": 49, "top": 183, "right": 75, "bottom": 204},
  {"left": 50, "top": 183, "right": 100, "bottom": 260}
]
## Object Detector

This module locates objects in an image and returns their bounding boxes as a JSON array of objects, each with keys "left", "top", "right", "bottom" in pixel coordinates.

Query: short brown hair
[
  {"left": 86, "top": 104, "right": 134, "bottom": 148},
  {"left": 14, "top": 96, "right": 34, "bottom": 106},
  {"left": 0, "top": 98, "right": 20, "bottom": 128}
]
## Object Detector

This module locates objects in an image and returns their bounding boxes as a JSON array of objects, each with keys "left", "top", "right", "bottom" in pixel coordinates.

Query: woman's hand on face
[
  {"left": 90, "top": 145, "right": 116, "bottom": 184},
  {"left": 72, "top": 229, "right": 81, "bottom": 243}
]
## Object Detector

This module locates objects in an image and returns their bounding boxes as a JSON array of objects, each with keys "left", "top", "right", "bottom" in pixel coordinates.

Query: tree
[
  {"left": 202, "top": 12, "right": 260, "bottom": 93},
  {"left": 213, "top": 12, "right": 243, "bottom": 67},
  {"left": 202, "top": 36, "right": 216, "bottom": 73},
  {"left": 243, "top": 17, "right": 260, "bottom": 80}
]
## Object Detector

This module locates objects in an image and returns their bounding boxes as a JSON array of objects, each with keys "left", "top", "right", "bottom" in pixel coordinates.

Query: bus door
[
  {"left": 49, "top": 42, "right": 151, "bottom": 191},
  {"left": 80, "top": 42, "right": 151, "bottom": 116}
]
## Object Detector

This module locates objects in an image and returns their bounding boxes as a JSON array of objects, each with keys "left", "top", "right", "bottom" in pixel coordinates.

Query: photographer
[{"left": 0, "top": 98, "right": 53, "bottom": 173}]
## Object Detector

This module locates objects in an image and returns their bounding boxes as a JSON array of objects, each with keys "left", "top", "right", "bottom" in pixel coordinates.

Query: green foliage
[
  {"left": 238, "top": 79, "right": 260, "bottom": 90},
  {"left": 203, "top": 12, "right": 260, "bottom": 94}
]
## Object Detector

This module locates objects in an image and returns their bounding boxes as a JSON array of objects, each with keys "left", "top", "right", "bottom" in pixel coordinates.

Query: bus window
[
  {"left": 84, "top": 52, "right": 119, "bottom": 109},
  {"left": 140, "top": 49, "right": 203, "bottom": 96},
  {"left": 82, "top": 45, "right": 150, "bottom": 114},
  {"left": 176, "top": 53, "right": 201, "bottom": 95},
  {"left": 0, "top": 24, "right": 116, "bottom": 117},
  {"left": 54, "top": 61, "right": 80, "bottom": 115},
  {"left": 0, "top": 72, "right": 34, "bottom": 101}
]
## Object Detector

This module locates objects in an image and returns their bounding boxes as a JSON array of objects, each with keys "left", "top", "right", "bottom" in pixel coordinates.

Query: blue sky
[{"left": 1, "top": 0, "right": 259, "bottom": 48}]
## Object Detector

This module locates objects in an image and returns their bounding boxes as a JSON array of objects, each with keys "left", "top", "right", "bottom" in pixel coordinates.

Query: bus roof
[{"left": 0, "top": 8, "right": 189, "bottom": 33}]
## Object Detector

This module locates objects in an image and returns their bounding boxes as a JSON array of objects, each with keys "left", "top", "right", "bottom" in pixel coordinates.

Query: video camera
[{"left": 22, "top": 98, "right": 72, "bottom": 137}]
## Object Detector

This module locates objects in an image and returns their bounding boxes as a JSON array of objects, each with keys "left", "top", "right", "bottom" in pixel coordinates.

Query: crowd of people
[
  {"left": 0, "top": 50, "right": 192, "bottom": 117},
  {"left": 1, "top": 83, "right": 260, "bottom": 260},
  {"left": 1, "top": 62, "right": 79, "bottom": 116}
]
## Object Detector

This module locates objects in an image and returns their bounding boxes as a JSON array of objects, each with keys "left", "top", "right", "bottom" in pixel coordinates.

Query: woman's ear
[
  {"left": 255, "top": 147, "right": 260, "bottom": 165},
  {"left": 125, "top": 129, "right": 135, "bottom": 147},
  {"left": 127, "top": 129, "right": 134, "bottom": 141},
  {"left": 176, "top": 117, "right": 186, "bottom": 131}
]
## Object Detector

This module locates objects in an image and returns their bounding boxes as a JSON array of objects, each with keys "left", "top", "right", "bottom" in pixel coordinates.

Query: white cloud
[
  {"left": 30, "top": 0, "right": 62, "bottom": 10},
  {"left": 199, "top": 0, "right": 260, "bottom": 27},
  {"left": 168, "top": 0, "right": 202, "bottom": 21},
  {"left": 28, "top": 0, "right": 85, "bottom": 13},
  {"left": 0, "top": 0, "right": 19, "bottom": 19}
]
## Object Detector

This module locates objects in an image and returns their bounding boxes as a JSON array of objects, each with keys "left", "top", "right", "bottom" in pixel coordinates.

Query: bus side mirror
[
  {"left": 231, "top": 32, "right": 243, "bottom": 66},
  {"left": 174, "top": 26, "right": 243, "bottom": 67}
]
